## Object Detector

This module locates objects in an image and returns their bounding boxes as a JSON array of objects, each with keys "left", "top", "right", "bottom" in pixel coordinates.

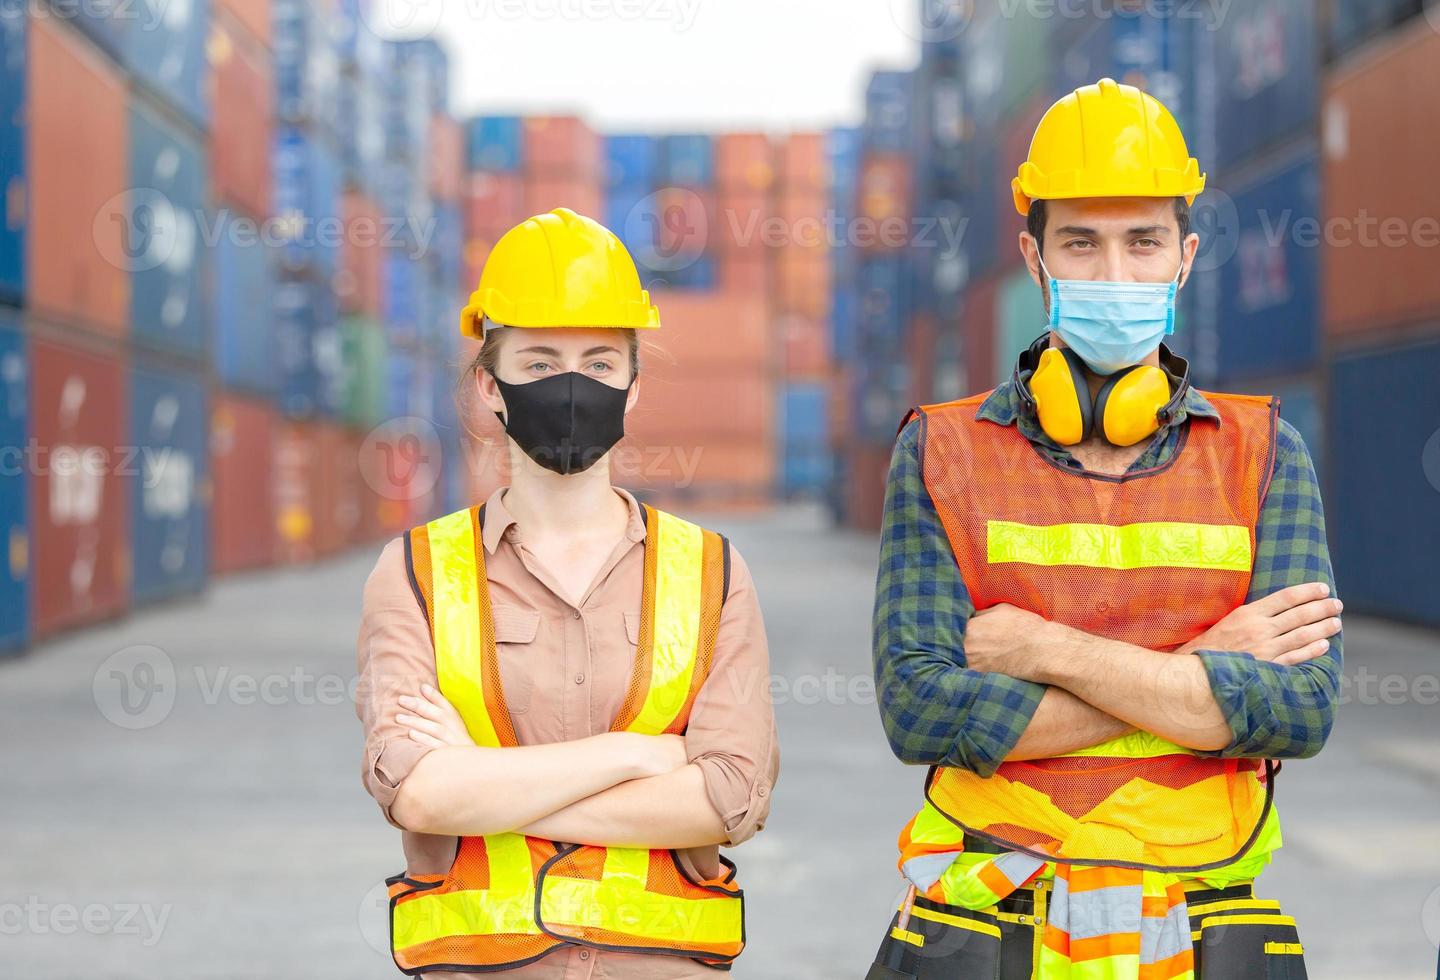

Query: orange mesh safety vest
[
  {"left": 388, "top": 501, "right": 745, "bottom": 972},
  {"left": 903, "top": 389, "right": 1281, "bottom": 872}
]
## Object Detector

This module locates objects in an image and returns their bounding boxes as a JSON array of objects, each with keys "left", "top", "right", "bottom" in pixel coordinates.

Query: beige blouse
[{"left": 355, "top": 484, "right": 780, "bottom": 979}]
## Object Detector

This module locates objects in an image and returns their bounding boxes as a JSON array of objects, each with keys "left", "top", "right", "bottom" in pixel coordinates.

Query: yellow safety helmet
[
  {"left": 459, "top": 207, "right": 661, "bottom": 338},
  {"left": 1012, "top": 77, "right": 1205, "bottom": 217}
]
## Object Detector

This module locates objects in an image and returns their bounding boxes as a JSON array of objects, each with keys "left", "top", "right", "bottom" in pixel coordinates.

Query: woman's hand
[
  {"left": 615, "top": 732, "right": 691, "bottom": 780},
  {"left": 397, "top": 684, "right": 476, "bottom": 749}
]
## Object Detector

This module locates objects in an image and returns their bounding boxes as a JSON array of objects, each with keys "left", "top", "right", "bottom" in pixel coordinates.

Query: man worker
[{"left": 866, "top": 78, "right": 1340, "bottom": 979}]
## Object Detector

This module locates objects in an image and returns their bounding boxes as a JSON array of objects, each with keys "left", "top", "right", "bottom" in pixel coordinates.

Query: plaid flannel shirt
[{"left": 872, "top": 379, "right": 1341, "bottom": 775}]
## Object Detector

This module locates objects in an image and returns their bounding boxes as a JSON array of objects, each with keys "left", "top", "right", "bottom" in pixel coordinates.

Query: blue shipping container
[
  {"left": 383, "top": 253, "right": 421, "bottom": 345},
  {"left": 1213, "top": 145, "right": 1321, "bottom": 379},
  {"left": 831, "top": 288, "right": 857, "bottom": 366},
  {"left": 466, "top": 116, "right": 524, "bottom": 172},
  {"left": 857, "top": 255, "right": 910, "bottom": 353},
  {"left": 124, "top": 0, "right": 210, "bottom": 128},
  {"left": 274, "top": 0, "right": 340, "bottom": 131},
  {"left": 213, "top": 225, "right": 275, "bottom": 395},
  {"left": 129, "top": 363, "right": 208, "bottom": 603},
  {"left": 0, "top": 313, "right": 28, "bottom": 654},
  {"left": 129, "top": 100, "right": 208, "bottom": 359},
  {"left": 661, "top": 134, "right": 714, "bottom": 187},
  {"left": 852, "top": 359, "right": 912, "bottom": 446},
  {"left": 275, "top": 279, "right": 342, "bottom": 418},
  {"left": 1329, "top": 339, "right": 1440, "bottom": 627},
  {"left": 604, "top": 135, "right": 660, "bottom": 190},
  {"left": 864, "top": 70, "right": 915, "bottom": 154},
  {"left": 385, "top": 345, "right": 416, "bottom": 419},
  {"left": 273, "top": 126, "right": 341, "bottom": 276},
  {"left": 0, "top": 2, "right": 23, "bottom": 305},
  {"left": 336, "top": 69, "right": 385, "bottom": 193},
  {"left": 781, "top": 382, "right": 831, "bottom": 494},
  {"left": 1213, "top": 0, "right": 1319, "bottom": 171},
  {"left": 43, "top": 0, "right": 124, "bottom": 60},
  {"left": 827, "top": 128, "right": 862, "bottom": 204}
]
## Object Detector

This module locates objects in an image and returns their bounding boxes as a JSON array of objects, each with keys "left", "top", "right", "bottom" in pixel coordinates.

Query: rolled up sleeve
[
  {"left": 683, "top": 545, "right": 780, "bottom": 847},
  {"left": 355, "top": 537, "right": 440, "bottom": 828}
]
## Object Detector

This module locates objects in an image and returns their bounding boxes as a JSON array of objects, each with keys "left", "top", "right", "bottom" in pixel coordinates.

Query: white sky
[{"left": 368, "top": 0, "right": 921, "bottom": 131}]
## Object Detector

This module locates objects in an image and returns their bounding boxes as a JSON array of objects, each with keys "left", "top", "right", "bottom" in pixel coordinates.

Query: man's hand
[
  {"left": 963, "top": 603, "right": 1052, "bottom": 676},
  {"left": 1175, "top": 582, "right": 1341, "bottom": 666}
]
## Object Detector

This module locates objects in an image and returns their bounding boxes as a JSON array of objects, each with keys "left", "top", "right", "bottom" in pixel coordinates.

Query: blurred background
[{"left": 1, "top": 0, "right": 1438, "bottom": 978}]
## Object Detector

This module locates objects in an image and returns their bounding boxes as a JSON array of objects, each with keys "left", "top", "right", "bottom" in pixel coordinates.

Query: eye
[
  {"left": 1134, "top": 238, "right": 1162, "bottom": 249},
  {"left": 589, "top": 360, "right": 613, "bottom": 374},
  {"left": 527, "top": 361, "right": 552, "bottom": 374},
  {"left": 1064, "top": 239, "right": 1095, "bottom": 250}
]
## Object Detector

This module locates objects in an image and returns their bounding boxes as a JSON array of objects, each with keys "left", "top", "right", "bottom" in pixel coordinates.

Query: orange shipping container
[
  {"left": 210, "top": 17, "right": 273, "bottom": 220},
  {"left": 27, "top": 17, "right": 130, "bottom": 337},
  {"left": 273, "top": 420, "right": 320, "bottom": 565},
  {"left": 1322, "top": 17, "right": 1440, "bottom": 337},
  {"left": 523, "top": 176, "right": 602, "bottom": 227},
  {"left": 779, "top": 133, "right": 827, "bottom": 191},
  {"left": 776, "top": 189, "right": 831, "bottom": 253},
  {"left": 465, "top": 171, "right": 526, "bottom": 239},
  {"left": 215, "top": 0, "right": 271, "bottom": 47},
  {"left": 647, "top": 289, "right": 771, "bottom": 370},
  {"left": 428, "top": 115, "right": 464, "bottom": 204},
  {"left": 775, "top": 250, "right": 830, "bottom": 320},
  {"left": 339, "top": 192, "right": 383, "bottom": 317},
  {"left": 715, "top": 133, "right": 775, "bottom": 191},
  {"left": 858, "top": 153, "right": 913, "bottom": 240},
  {"left": 211, "top": 391, "right": 277, "bottom": 573},
  {"left": 781, "top": 314, "right": 829, "bottom": 380},
  {"left": 627, "top": 370, "right": 773, "bottom": 445},
  {"left": 714, "top": 188, "right": 772, "bottom": 254},
  {"left": 315, "top": 422, "right": 363, "bottom": 555},
  {"left": 717, "top": 253, "right": 771, "bottom": 294},
  {"left": 523, "top": 116, "right": 600, "bottom": 178},
  {"left": 828, "top": 364, "right": 853, "bottom": 450},
  {"left": 906, "top": 311, "right": 937, "bottom": 406}
]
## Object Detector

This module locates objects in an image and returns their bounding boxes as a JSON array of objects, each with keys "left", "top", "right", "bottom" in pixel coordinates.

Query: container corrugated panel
[
  {"left": 129, "top": 99, "right": 209, "bottom": 360},
  {"left": 0, "top": 3, "right": 24, "bottom": 305},
  {"left": 714, "top": 134, "right": 773, "bottom": 191},
  {"left": 273, "top": 126, "right": 341, "bottom": 276},
  {"left": 605, "top": 135, "right": 660, "bottom": 190},
  {"left": 1213, "top": 0, "right": 1319, "bottom": 170},
  {"left": 275, "top": 279, "right": 343, "bottom": 418},
  {"left": 380, "top": 44, "right": 428, "bottom": 162},
  {"left": 1214, "top": 144, "right": 1321, "bottom": 379},
  {"left": 995, "top": 264, "right": 1046, "bottom": 386},
  {"left": 523, "top": 116, "right": 599, "bottom": 178},
  {"left": 29, "top": 335, "right": 130, "bottom": 637},
  {"left": 27, "top": 16, "right": 130, "bottom": 336},
  {"left": 827, "top": 127, "right": 862, "bottom": 197},
  {"left": 910, "top": 196, "right": 966, "bottom": 318},
  {"left": 314, "top": 420, "right": 363, "bottom": 555},
  {"left": 780, "top": 382, "right": 831, "bottom": 496},
  {"left": 604, "top": 183, "right": 658, "bottom": 278},
  {"left": 383, "top": 252, "right": 421, "bottom": 345},
  {"left": 713, "top": 188, "right": 769, "bottom": 255},
  {"left": 272, "top": 419, "right": 319, "bottom": 564},
  {"left": 864, "top": 71, "right": 915, "bottom": 154},
  {"left": 340, "top": 316, "right": 386, "bottom": 429},
  {"left": 128, "top": 361, "right": 208, "bottom": 603},
  {"left": 213, "top": 225, "right": 275, "bottom": 395},
  {"left": 466, "top": 116, "right": 524, "bottom": 173},
  {"left": 645, "top": 288, "right": 770, "bottom": 370},
  {"left": 660, "top": 134, "right": 714, "bottom": 188},
  {"left": 857, "top": 255, "right": 910, "bottom": 355},
  {"left": 274, "top": 0, "right": 339, "bottom": 131},
  {"left": 960, "top": 141, "right": 1000, "bottom": 284},
  {"left": 831, "top": 287, "right": 857, "bottom": 366},
  {"left": 0, "top": 313, "right": 28, "bottom": 654},
  {"left": 995, "top": 93, "right": 1049, "bottom": 258},
  {"left": 465, "top": 171, "right": 525, "bottom": 242},
  {"left": 1322, "top": 18, "right": 1440, "bottom": 337},
  {"left": 1328, "top": 338, "right": 1440, "bottom": 626},
  {"left": 210, "top": 391, "right": 276, "bottom": 573},
  {"left": 210, "top": 18, "right": 273, "bottom": 219},
  {"left": 123, "top": 0, "right": 210, "bottom": 127},
  {"left": 961, "top": 11, "right": 1006, "bottom": 136}
]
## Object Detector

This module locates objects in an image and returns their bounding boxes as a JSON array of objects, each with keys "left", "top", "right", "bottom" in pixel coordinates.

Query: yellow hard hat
[
  {"left": 1012, "top": 77, "right": 1205, "bottom": 217},
  {"left": 459, "top": 207, "right": 661, "bottom": 338}
]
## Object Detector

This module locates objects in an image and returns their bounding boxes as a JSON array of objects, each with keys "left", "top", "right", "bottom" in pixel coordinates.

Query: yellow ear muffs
[
  {"left": 1094, "top": 364, "right": 1171, "bottom": 447},
  {"left": 1030, "top": 347, "right": 1092, "bottom": 446}
]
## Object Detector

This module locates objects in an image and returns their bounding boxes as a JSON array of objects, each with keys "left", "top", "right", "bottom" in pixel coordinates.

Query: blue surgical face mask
[{"left": 1037, "top": 251, "right": 1183, "bottom": 376}]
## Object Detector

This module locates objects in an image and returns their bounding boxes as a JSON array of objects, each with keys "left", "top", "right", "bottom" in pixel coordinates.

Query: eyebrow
[
  {"left": 515, "top": 345, "right": 622, "bottom": 356},
  {"left": 1054, "top": 224, "right": 1172, "bottom": 237}
]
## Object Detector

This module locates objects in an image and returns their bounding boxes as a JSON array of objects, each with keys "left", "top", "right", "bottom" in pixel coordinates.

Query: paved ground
[{"left": 2, "top": 502, "right": 1437, "bottom": 979}]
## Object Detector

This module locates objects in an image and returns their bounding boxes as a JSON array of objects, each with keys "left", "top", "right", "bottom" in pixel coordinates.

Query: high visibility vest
[
  {"left": 902, "top": 389, "right": 1280, "bottom": 873},
  {"left": 388, "top": 501, "right": 745, "bottom": 973}
]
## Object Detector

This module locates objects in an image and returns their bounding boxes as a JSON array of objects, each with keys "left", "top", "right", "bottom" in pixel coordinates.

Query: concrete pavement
[{"left": 2, "top": 502, "right": 1436, "bottom": 978}]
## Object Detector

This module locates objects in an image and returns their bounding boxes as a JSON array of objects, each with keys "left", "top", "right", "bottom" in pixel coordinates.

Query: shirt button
[
  {"left": 572, "top": 609, "right": 581, "bottom": 619},
  {"left": 578, "top": 949, "right": 590, "bottom": 960},
  {"left": 757, "top": 784, "right": 768, "bottom": 798},
  {"left": 575, "top": 673, "right": 585, "bottom": 685}
]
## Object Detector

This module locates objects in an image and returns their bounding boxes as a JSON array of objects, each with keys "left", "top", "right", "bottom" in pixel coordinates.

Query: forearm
[
  {"left": 1006, "top": 685, "right": 1136, "bottom": 760},
  {"left": 391, "top": 732, "right": 642, "bottom": 836},
  {"left": 519, "top": 763, "right": 727, "bottom": 849},
  {"left": 1029, "top": 624, "right": 1231, "bottom": 751}
]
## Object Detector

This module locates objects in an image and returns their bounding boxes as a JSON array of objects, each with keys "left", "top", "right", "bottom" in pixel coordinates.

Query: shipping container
[
  {"left": 0, "top": 313, "right": 28, "bottom": 654},
  {"left": 216, "top": 0, "right": 271, "bottom": 48},
  {"left": 273, "top": 125, "right": 341, "bottom": 275},
  {"left": 1212, "top": 143, "right": 1322, "bottom": 379},
  {"left": 1213, "top": 0, "right": 1319, "bottom": 171},
  {"left": 995, "top": 264, "right": 1046, "bottom": 387},
  {"left": 212, "top": 224, "right": 275, "bottom": 395},
  {"left": 646, "top": 288, "right": 770, "bottom": 370},
  {"left": 340, "top": 316, "right": 386, "bottom": 429},
  {"left": 333, "top": 0, "right": 382, "bottom": 72},
  {"left": 781, "top": 316, "right": 829, "bottom": 379},
  {"left": 905, "top": 310, "right": 938, "bottom": 407},
  {"left": 427, "top": 115, "right": 464, "bottom": 203},
  {"left": 1328, "top": 337, "right": 1440, "bottom": 626},
  {"left": 315, "top": 421, "right": 363, "bottom": 555},
  {"left": 272, "top": 419, "right": 319, "bottom": 563},
  {"left": 625, "top": 437, "right": 775, "bottom": 502},
  {"left": 335, "top": 62, "right": 384, "bottom": 192},
  {"left": 1322, "top": 17, "right": 1440, "bottom": 337},
  {"left": 28, "top": 335, "right": 129, "bottom": 637},
  {"left": 124, "top": 0, "right": 210, "bottom": 128},
  {"left": 388, "top": 37, "right": 449, "bottom": 117},
  {"left": 714, "top": 133, "right": 773, "bottom": 191},
  {"left": 830, "top": 287, "right": 857, "bottom": 366},
  {"left": 656, "top": 255, "right": 715, "bottom": 292},
  {"left": 775, "top": 251, "right": 829, "bottom": 321},
  {"left": 996, "top": 94, "right": 1049, "bottom": 262},
  {"left": 779, "top": 133, "right": 827, "bottom": 191},
  {"left": 43, "top": 0, "right": 125, "bottom": 61},
  {"left": 27, "top": 16, "right": 130, "bottom": 337},
  {"left": 129, "top": 99, "right": 208, "bottom": 359},
  {"left": 779, "top": 382, "right": 830, "bottom": 496},
  {"left": 523, "top": 116, "right": 599, "bottom": 177},
  {"left": 274, "top": 0, "right": 339, "bottom": 131},
  {"left": 210, "top": 391, "right": 277, "bottom": 573},
  {"left": 382, "top": 251, "right": 420, "bottom": 345},
  {"left": 603, "top": 135, "right": 660, "bottom": 190},
  {"left": 998, "top": 0, "right": 1054, "bottom": 117},
  {"left": 857, "top": 255, "right": 910, "bottom": 354},
  {"left": 1325, "top": 0, "right": 1423, "bottom": 61},
  {"left": 128, "top": 361, "right": 208, "bottom": 603},
  {"left": 959, "top": 140, "right": 1000, "bottom": 284},
  {"left": 466, "top": 116, "right": 524, "bottom": 172},
  {"left": 337, "top": 191, "right": 382, "bottom": 317},
  {"left": 275, "top": 278, "right": 342, "bottom": 418},
  {"left": 857, "top": 153, "right": 913, "bottom": 245},
  {"left": 864, "top": 71, "right": 915, "bottom": 154},
  {"left": 209, "top": 17, "right": 273, "bottom": 219},
  {"left": 962, "top": 270, "right": 1002, "bottom": 391},
  {"left": 465, "top": 171, "right": 526, "bottom": 240},
  {"left": 961, "top": 10, "right": 1007, "bottom": 135},
  {"left": 713, "top": 188, "right": 770, "bottom": 255},
  {"left": 660, "top": 134, "right": 714, "bottom": 187},
  {"left": 523, "top": 176, "right": 602, "bottom": 229},
  {"left": 0, "top": 3, "right": 24, "bottom": 305},
  {"left": 379, "top": 41, "right": 429, "bottom": 162},
  {"left": 852, "top": 356, "right": 912, "bottom": 447},
  {"left": 716, "top": 253, "right": 769, "bottom": 294}
]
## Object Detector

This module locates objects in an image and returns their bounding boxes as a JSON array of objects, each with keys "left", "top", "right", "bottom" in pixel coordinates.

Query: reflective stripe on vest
[
  {"left": 392, "top": 501, "right": 743, "bottom": 972},
  {"left": 911, "top": 390, "right": 1280, "bottom": 873}
]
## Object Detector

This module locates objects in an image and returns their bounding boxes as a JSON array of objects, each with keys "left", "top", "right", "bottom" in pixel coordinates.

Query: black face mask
[{"left": 491, "top": 371, "right": 634, "bottom": 475}]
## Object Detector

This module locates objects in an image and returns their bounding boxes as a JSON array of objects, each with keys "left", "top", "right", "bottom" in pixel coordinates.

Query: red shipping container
[
  {"left": 215, "top": 0, "right": 271, "bottom": 48},
  {"left": 463, "top": 239, "right": 490, "bottom": 297},
  {"left": 963, "top": 271, "right": 1002, "bottom": 397},
  {"left": 858, "top": 154, "right": 913, "bottom": 245},
  {"left": 828, "top": 364, "right": 853, "bottom": 450},
  {"left": 647, "top": 289, "right": 770, "bottom": 371},
  {"left": 715, "top": 134, "right": 775, "bottom": 191},
  {"left": 844, "top": 444, "right": 891, "bottom": 532},
  {"left": 779, "top": 133, "right": 827, "bottom": 191},
  {"left": 906, "top": 311, "right": 938, "bottom": 406},
  {"left": 465, "top": 171, "right": 526, "bottom": 240},
  {"left": 714, "top": 188, "right": 772, "bottom": 255},
  {"left": 210, "top": 391, "right": 277, "bottom": 573},
  {"left": 338, "top": 191, "right": 383, "bottom": 317},
  {"left": 523, "top": 176, "right": 602, "bottom": 227},
  {"left": 29, "top": 335, "right": 130, "bottom": 637},
  {"left": 1323, "top": 18, "right": 1440, "bottom": 337},
  {"left": 27, "top": 17, "right": 130, "bottom": 337},
  {"left": 627, "top": 370, "right": 772, "bottom": 445},
  {"left": 428, "top": 115, "right": 464, "bottom": 204},
  {"left": 272, "top": 420, "right": 320, "bottom": 564},
  {"left": 315, "top": 422, "right": 363, "bottom": 555},
  {"left": 523, "top": 116, "right": 600, "bottom": 178},
  {"left": 210, "top": 18, "right": 273, "bottom": 220},
  {"left": 775, "top": 250, "right": 830, "bottom": 320},
  {"left": 653, "top": 185, "right": 714, "bottom": 263},
  {"left": 997, "top": 94, "right": 1049, "bottom": 257},
  {"left": 717, "top": 253, "right": 770, "bottom": 294},
  {"left": 781, "top": 314, "right": 829, "bottom": 380}
]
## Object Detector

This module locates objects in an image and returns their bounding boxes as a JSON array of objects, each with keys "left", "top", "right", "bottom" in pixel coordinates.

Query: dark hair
[{"left": 1026, "top": 197, "right": 1192, "bottom": 256}]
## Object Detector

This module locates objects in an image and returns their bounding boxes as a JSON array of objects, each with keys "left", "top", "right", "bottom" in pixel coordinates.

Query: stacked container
[
  {"left": 713, "top": 133, "right": 774, "bottom": 294},
  {"left": 0, "top": 7, "right": 25, "bottom": 650}
]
